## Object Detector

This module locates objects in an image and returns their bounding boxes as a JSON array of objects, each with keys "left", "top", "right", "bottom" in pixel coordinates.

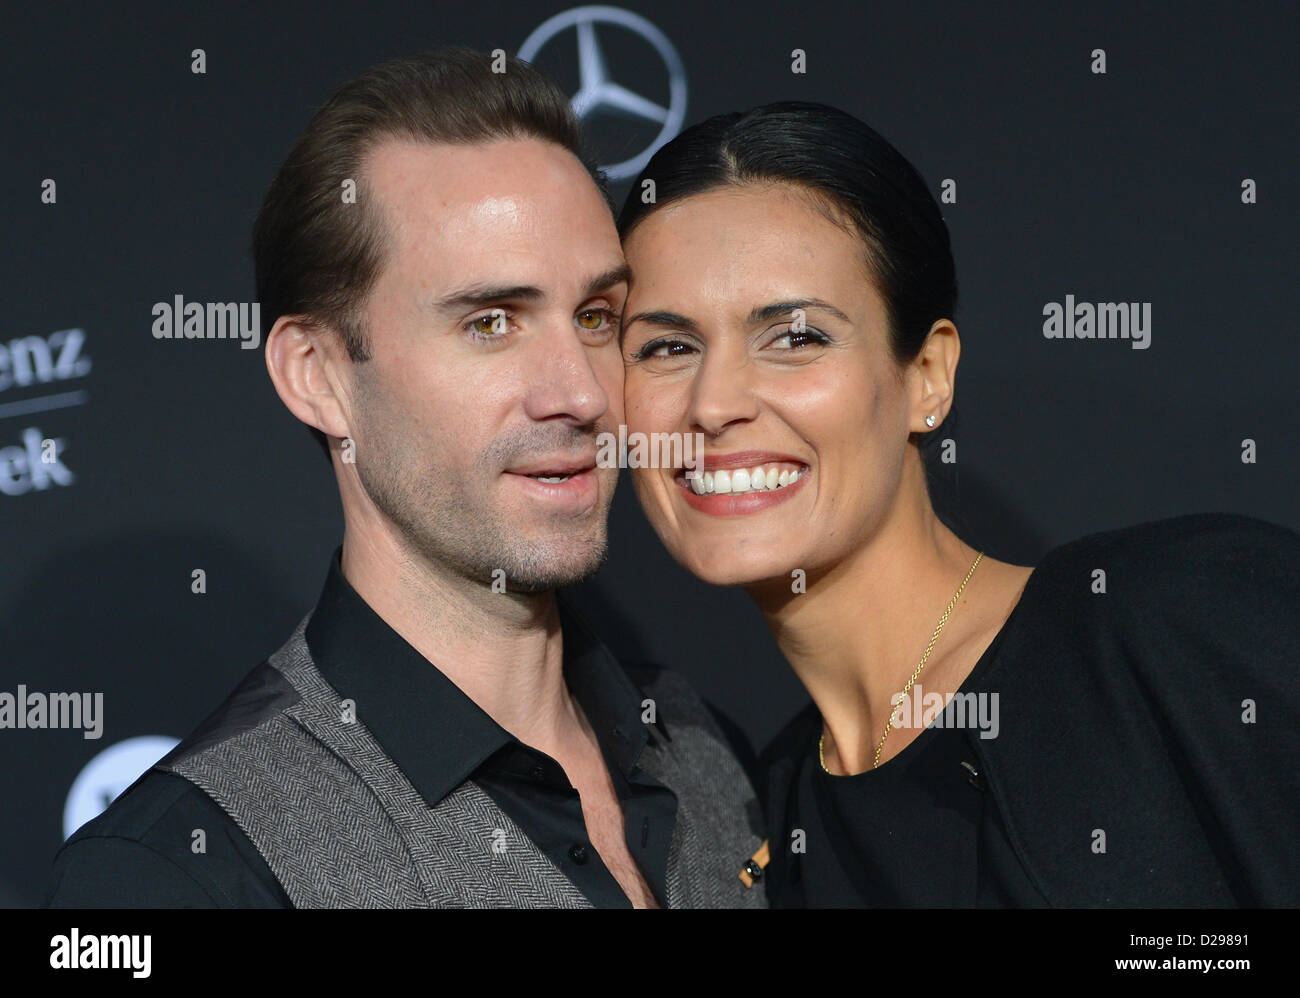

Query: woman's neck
[{"left": 749, "top": 459, "right": 1020, "bottom": 774}]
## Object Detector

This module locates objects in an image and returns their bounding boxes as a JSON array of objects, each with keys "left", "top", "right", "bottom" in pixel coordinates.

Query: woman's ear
[
  {"left": 264, "top": 316, "right": 354, "bottom": 442},
  {"left": 908, "top": 319, "right": 960, "bottom": 432}
]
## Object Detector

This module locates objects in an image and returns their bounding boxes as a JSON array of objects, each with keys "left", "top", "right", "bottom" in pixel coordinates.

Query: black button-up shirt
[{"left": 46, "top": 549, "right": 680, "bottom": 908}]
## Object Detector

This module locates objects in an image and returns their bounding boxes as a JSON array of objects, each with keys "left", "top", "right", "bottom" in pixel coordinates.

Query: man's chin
[
  {"left": 492, "top": 533, "right": 608, "bottom": 594},
  {"left": 498, "top": 561, "right": 604, "bottom": 595}
]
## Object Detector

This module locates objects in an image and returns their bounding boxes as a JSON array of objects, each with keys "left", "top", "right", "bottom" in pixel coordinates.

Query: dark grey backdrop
[{"left": 2, "top": 0, "right": 1296, "bottom": 906}]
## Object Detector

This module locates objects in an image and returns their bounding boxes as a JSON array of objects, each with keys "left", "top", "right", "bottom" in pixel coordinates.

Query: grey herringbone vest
[{"left": 156, "top": 617, "right": 768, "bottom": 909}]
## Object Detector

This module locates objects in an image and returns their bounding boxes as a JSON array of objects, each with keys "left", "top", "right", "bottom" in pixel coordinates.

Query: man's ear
[
  {"left": 264, "top": 316, "right": 352, "bottom": 441},
  {"left": 907, "top": 319, "right": 961, "bottom": 433}
]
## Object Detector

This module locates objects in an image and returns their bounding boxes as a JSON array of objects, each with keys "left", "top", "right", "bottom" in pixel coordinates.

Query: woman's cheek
[{"left": 627, "top": 379, "right": 685, "bottom": 433}]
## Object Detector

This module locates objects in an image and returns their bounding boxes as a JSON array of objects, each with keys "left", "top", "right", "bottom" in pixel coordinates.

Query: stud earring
[{"left": 925, "top": 414, "right": 937, "bottom": 427}]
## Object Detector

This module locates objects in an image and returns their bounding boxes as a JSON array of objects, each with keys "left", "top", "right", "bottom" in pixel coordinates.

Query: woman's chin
[{"left": 668, "top": 547, "right": 803, "bottom": 590}]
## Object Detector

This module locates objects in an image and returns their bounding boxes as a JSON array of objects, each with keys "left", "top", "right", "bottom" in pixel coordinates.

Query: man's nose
[{"left": 521, "top": 321, "right": 611, "bottom": 427}]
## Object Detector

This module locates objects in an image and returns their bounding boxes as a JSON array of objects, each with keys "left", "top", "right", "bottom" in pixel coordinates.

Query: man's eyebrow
[
  {"left": 426, "top": 264, "right": 630, "bottom": 316},
  {"left": 428, "top": 283, "right": 544, "bottom": 314},
  {"left": 749, "top": 298, "right": 851, "bottom": 324},
  {"left": 583, "top": 263, "right": 631, "bottom": 298}
]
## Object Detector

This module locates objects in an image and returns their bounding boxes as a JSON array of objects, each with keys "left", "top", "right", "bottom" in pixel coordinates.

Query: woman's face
[{"left": 621, "top": 182, "right": 922, "bottom": 588}]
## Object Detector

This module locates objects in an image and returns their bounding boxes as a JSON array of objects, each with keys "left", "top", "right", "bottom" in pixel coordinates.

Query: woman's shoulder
[
  {"left": 1005, "top": 512, "right": 1300, "bottom": 698},
  {"left": 988, "top": 514, "right": 1300, "bottom": 903},
  {"left": 1026, "top": 511, "right": 1299, "bottom": 603}
]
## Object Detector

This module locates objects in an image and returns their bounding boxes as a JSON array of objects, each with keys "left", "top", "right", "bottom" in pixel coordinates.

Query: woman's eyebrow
[
  {"left": 623, "top": 298, "right": 849, "bottom": 333},
  {"left": 749, "top": 298, "right": 850, "bottom": 324},
  {"left": 622, "top": 309, "right": 700, "bottom": 332}
]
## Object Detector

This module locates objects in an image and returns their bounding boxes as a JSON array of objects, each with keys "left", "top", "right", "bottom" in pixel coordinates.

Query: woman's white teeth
[{"left": 689, "top": 465, "right": 802, "bottom": 496}]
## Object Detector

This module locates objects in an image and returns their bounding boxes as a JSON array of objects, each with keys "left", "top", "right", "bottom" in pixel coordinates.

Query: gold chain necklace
[{"left": 819, "top": 550, "right": 983, "bottom": 773}]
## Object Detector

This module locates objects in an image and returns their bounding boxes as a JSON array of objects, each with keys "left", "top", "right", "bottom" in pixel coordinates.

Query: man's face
[{"left": 346, "top": 137, "right": 627, "bottom": 592}]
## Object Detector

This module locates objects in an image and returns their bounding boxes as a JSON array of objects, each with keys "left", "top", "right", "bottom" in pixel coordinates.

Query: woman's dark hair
[{"left": 617, "top": 101, "right": 957, "bottom": 369}]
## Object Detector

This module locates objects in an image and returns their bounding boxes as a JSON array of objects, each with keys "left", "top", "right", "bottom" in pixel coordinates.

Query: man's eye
[
  {"left": 576, "top": 308, "right": 613, "bottom": 331},
  {"left": 466, "top": 311, "right": 511, "bottom": 338}
]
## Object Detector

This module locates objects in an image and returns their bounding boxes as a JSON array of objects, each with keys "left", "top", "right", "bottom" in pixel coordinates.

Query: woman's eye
[
  {"left": 770, "top": 327, "right": 830, "bottom": 350},
  {"left": 634, "top": 338, "right": 696, "bottom": 360}
]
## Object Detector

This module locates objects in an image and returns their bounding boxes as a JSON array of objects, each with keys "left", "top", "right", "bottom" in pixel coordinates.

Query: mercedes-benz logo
[{"left": 519, "top": 6, "right": 688, "bottom": 181}]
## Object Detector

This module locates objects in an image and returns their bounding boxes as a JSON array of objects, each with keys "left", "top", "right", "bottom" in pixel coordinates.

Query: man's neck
[{"left": 338, "top": 524, "right": 579, "bottom": 753}]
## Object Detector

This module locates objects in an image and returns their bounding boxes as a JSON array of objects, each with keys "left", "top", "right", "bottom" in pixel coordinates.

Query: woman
[{"left": 616, "top": 101, "right": 1300, "bottom": 906}]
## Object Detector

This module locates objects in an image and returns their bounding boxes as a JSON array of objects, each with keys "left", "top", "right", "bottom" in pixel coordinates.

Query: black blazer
[{"left": 759, "top": 513, "right": 1300, "bottom": 906}]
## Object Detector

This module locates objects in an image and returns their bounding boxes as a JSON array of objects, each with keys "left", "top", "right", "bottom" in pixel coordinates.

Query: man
[{"left": 45, "top": 48, "right": 766, "bottom": 908}]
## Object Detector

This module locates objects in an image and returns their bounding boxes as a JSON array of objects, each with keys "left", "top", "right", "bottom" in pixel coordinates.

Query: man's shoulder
[
  {"left": 46, "top": 656, "right": 304, "bottom": 909},
  {"left": 619, "top": 661, "right": 762, "bottom": 792},
  {"left": 620, "top": 661, "right": 731, "bottom": 736},
  {"left": 155, "top": 658, "right": 302, "bottom": 771},
  {"left": 60, "top": 767, "right": 216, "bottom": 853},
  {"left": 620, "top": 661, "right": 701, "bottom": 706},
  {"left": 47, "top": 766, "right": 290, "bottom": 908}
]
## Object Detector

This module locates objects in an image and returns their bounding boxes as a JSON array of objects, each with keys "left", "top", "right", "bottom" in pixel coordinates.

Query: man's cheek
[{"left": 598, "top": 369, "right": 626, "bottom": 427}]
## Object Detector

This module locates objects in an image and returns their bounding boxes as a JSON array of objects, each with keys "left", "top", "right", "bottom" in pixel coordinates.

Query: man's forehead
[
  {"left": 363, "top": 136, "right": 620, "bottom": 287},
  {"left": 366, "top": 138, "right": 593, "bottom": 230}
]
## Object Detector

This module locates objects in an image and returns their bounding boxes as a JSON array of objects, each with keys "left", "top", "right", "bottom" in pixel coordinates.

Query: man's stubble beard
[{"left": 350, "top": 387, "right": 613, "bottom": 593}]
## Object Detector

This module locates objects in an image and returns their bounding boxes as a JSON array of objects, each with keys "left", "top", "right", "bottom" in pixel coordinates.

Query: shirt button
[
  {"left": 530, "top": 765, "right": 546, "bottom": 781},
  {"left": 568, "top": 843, "right": 589, "bottom": 865}
]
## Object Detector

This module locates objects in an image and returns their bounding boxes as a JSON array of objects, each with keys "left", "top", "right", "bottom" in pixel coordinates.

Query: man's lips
[
  {"left": 503, "top": 459, "right": 600, "bottom": 513},
  {"left": 505, "top": 454, "right": 598, "bottom": 477}
]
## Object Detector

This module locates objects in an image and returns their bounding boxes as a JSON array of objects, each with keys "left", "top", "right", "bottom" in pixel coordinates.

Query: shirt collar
[{"left": 303, "top": 548, "right": 651, "bottom": 808}]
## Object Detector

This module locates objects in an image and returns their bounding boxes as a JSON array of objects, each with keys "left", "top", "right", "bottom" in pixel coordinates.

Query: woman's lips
[{"left": 673, "top": 460, "right": 810, "bottom": 516}]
